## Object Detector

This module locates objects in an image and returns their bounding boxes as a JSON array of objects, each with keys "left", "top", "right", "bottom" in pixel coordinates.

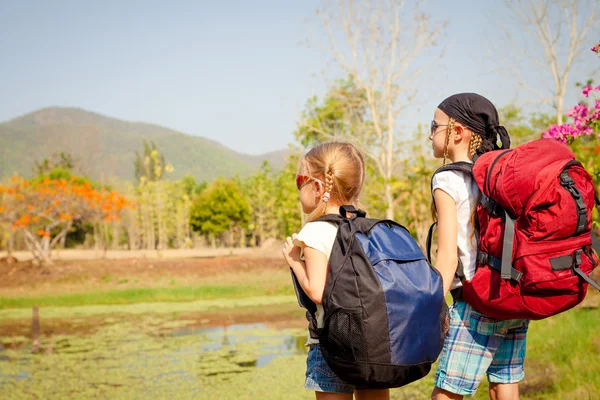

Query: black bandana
[{"left": 438, "top": 93, "right": 511, "bottom": 159}]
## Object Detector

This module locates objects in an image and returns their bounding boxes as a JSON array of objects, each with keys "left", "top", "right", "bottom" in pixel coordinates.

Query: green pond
[
  {"left": 0, "top": 315, "right": 314, "bottom": 399},
  {"left": 2, "top": 304, "right": 598, "bottom": 399}
]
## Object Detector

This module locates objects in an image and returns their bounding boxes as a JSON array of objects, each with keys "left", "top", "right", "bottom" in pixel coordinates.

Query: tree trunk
[
  {"left": 8, "top": 229, "right": 14, "bottom": 257},
  {"left": 385, "top": 180, "right": 394, "bottom": 220},
  {"left": 556, "top": 94, "right": 564, "bottom": 125},
  {"left": 239, "top": 228, "right": 246, "bottom": 248},
  {"left": 93, "top": 223, "right": 100, "bottom": 251},
  {"left": 24, "top": 230, "right": 53, "bottom": 265},
  {"left": 111, "top": 221, "right": 119, "bottom": 250},
  {"left": 155, "top": 182, "right": 165, "bottom": 250}
]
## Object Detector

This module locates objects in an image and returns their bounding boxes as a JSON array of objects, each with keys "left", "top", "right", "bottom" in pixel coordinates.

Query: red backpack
[{"left": 428, "top": 138, "right": 600, "bottom": 320}]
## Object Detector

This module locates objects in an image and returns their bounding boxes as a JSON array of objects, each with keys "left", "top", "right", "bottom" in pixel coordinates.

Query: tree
[
  {"left": 394, "top": 125, "right": 438, "bottom": 247},
  {"left": 133, "top": 141, "right": 166, "bottom": 183},
  {"left": 189, "top": 178, "right": 250, "bottom": 248},
  {"left": 500, "top": 0, "right": 600, "bottom": 124},
  {"left": 244, "top": 161, "right": 278, "bottom": 246},
  {"left": 180, "top": 174, "right": 206, "bottom": 198},
  {"left": 307, "top": 0, "right": 446, "bottom": 219},
  {"left": 132, "top": 142, "right": 174, "bottom": 250},
  {"left": 498, "top": 105, "right": 553, "bottom": 146},
  {"left": 0, "top": 177, "right": 130, "bottom": 264},
  {"left": 34, "top": 152, "right": 78, "bottom": 177},
  {"left": 275, "top": 152, "right": 303, "bottom": 238},
  {"left": 296, "top": 76, "right": 369, "bottom": 146}
]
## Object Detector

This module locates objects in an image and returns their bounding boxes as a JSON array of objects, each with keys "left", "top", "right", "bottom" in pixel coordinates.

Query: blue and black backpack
[{"left": 291, "top": 205, "right": 448, "bottom": 389}]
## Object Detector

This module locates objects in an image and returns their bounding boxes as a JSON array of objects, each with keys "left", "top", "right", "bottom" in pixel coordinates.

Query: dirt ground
[
  {"left": 0, "top": 254, "right": 287, "bottom": 295},
  {"left": 0, "top": 253, "right": 306, "bottom": 338}
]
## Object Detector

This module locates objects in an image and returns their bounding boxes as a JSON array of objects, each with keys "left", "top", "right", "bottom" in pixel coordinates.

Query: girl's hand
[{"left": 282, "top": 234, "right": 301, "bottom": 266}]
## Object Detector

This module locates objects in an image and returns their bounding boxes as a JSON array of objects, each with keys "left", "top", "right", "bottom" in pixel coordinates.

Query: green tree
[
  {"left": 134, "top": 141, "right": 166, "bottom": 183},
  {"left": 189, "top": 178, "right": 250, "bottom": 247},
  {"left": 275, "top": 152, "right": 302, "bottom": 237},
  {"left": 244, "top": 161, "right": 278, "bottom": 246},
  {"left": 296, "top": 76, "right": 369, "bottom": 147},
  {"left": 180, "top": 174, "right": 207, "bottom": 198},
  {"left": 499, "top": 105, "right": 553, "bottom": 146},
  {"left": 34, "top": 152, "right": 78, "bottom": 176}
]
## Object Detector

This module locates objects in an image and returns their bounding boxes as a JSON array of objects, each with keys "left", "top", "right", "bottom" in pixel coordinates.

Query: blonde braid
[
  {"left": 443, "top": 118, "right": 455, "bottom": 165},
  {"left": 469, "top": 133, "right": 483, "bottom": 158},
  {"left": 323, "top": 165, "right": 334, "bottom": 203}
]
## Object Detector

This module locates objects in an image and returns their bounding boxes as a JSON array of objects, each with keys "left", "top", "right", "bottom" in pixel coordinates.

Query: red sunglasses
[{"left": 296, "top": 174, "right": 324, "bottom": 190}]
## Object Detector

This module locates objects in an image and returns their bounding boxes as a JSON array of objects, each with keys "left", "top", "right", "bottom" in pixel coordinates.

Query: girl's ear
[
  {"left": 453, "top": 124, "right": 465, "bottom": 141},
  {"left": 313, "top": 180, "right": 323, "bottom": 196}
]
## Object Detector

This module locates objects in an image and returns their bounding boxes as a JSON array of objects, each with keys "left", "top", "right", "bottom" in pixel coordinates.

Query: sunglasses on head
[{"left": 295, "top": 174, "right": 325, "bottom": 190}]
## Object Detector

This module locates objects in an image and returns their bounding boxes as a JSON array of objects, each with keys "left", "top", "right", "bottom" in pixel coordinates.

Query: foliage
[
  {"left": 190, "top": 178, "right": 250, "bottom": 245},
  {"left": 134, "top": 140, "right": 167, "bottom": 182},
  {"left": 34, "top": 152, "right": 78, "bottom": 176},
  {"left": 295, "top": 76, "right": 369, "bottom": 147},
  {"left": 244, "top": 161, "right": 278, "bottom": 246},
  {"left": 0, "top": 177, "right": 130, "bottom": 263},
  {"left": 498, "top": 105, "right": 552, "bottom": 146},
  {"left": 275, "top": 152, "right": 303, "bottom": 237}
]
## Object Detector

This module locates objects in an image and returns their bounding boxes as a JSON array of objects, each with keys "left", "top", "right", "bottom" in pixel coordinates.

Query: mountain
[{"left": 0, "top": 107, "right": 288, "bottom": 182}]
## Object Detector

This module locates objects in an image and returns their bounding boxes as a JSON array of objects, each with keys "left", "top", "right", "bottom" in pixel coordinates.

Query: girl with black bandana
[{"left": 429, "top": 93, "right": 528, "bottom": 400}]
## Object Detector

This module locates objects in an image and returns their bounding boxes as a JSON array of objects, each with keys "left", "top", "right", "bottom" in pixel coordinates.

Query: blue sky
[{"left": 0, "top": 0, "right": 597, "bottom": 155}]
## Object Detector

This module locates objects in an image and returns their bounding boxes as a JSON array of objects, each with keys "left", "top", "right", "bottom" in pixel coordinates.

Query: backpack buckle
[
  {"left": 480, "top": 195, "right": 503, "bottom": 217},
  {"left": 560, "top": 170, "right": 576, "bottom": 187},
  {"left": 573, "top": 249, "right": 582, "bottom": 267}
]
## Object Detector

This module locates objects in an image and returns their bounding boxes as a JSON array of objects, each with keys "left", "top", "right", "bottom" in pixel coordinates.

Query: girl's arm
[
  {"left": 283, "top": 236, "right": 328, "bottom": 304},
  {"left": 434, "top": 188, "right": 459, "bottom": 296}
]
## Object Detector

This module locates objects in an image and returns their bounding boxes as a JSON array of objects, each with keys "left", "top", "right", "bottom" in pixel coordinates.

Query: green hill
[{"left": 0, "top": 107, "right": 288, "bottom": 182}]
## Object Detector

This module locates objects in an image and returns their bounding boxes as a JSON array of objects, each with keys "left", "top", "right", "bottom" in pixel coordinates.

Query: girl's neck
[
  {"left": 447, "top": 149, "right": 472, "bottom": 163},
  {"left": 324, "top": 203, "right": 342, "bottom": 215}
]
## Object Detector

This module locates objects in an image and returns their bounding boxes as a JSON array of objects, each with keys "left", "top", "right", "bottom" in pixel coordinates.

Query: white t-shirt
[
  {"left": 292, "top": 220, "right": 338, "bottom": 345},
  {"left": 432, "top": 168, "right": 479, "bottom": 289}
]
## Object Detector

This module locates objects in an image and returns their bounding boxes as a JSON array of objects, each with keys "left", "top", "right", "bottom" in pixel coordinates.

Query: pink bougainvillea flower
[{"left": 542, "top": 124, "right": 580, "bottom": 143}]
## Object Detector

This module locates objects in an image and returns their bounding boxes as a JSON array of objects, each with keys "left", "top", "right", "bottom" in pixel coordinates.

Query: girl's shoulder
[
  {"left": 432, "top": 168, "right": 475, "bottom": 188},
  {"left": 432, "top": 169, "right": 477, "bottom": 202},
  {"left": 298, "top": 220, "right": 338, "bottom": 236},
  {"left": 294, "top": 220, "right": 338, "bottom": 255}
]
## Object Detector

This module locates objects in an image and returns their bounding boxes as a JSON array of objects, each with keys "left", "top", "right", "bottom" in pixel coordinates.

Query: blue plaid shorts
[
  {"left": 305, "top": 345, "right": 355, "bottom": 394},
  {"left": 434, "top": 301, "right": 529, "bottom": 396}
]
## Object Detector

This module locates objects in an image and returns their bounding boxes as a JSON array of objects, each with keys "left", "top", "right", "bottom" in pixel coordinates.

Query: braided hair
[{"left": 301, "top": 142, "right": 365, "bottom": 221}]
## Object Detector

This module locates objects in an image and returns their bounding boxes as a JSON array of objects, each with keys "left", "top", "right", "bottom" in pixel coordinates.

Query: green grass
[
  {"left": 0, "top": 295, "right": 299, "bottom": 320},
  {"left": 0, "top": 283, "right": 295, "bottom": 309}
]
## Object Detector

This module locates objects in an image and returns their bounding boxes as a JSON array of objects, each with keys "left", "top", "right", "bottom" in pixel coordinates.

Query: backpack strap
[
  {"left": 315, "top": 205, "right": 367, "bottom": 224},
  {"left": 573, "top": 244, "right": 600, "bottom": 292},
  {"left": 429, "top": 162, "right": 474, "bottom": 212},
  {"left": 560, "top": 166, "right": 588, "bottom": 236}
]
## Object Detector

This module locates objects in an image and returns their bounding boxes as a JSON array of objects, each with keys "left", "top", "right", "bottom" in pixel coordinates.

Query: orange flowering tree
[{"left": 0, "top": 176, "right": 130, "bottom": 264}]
